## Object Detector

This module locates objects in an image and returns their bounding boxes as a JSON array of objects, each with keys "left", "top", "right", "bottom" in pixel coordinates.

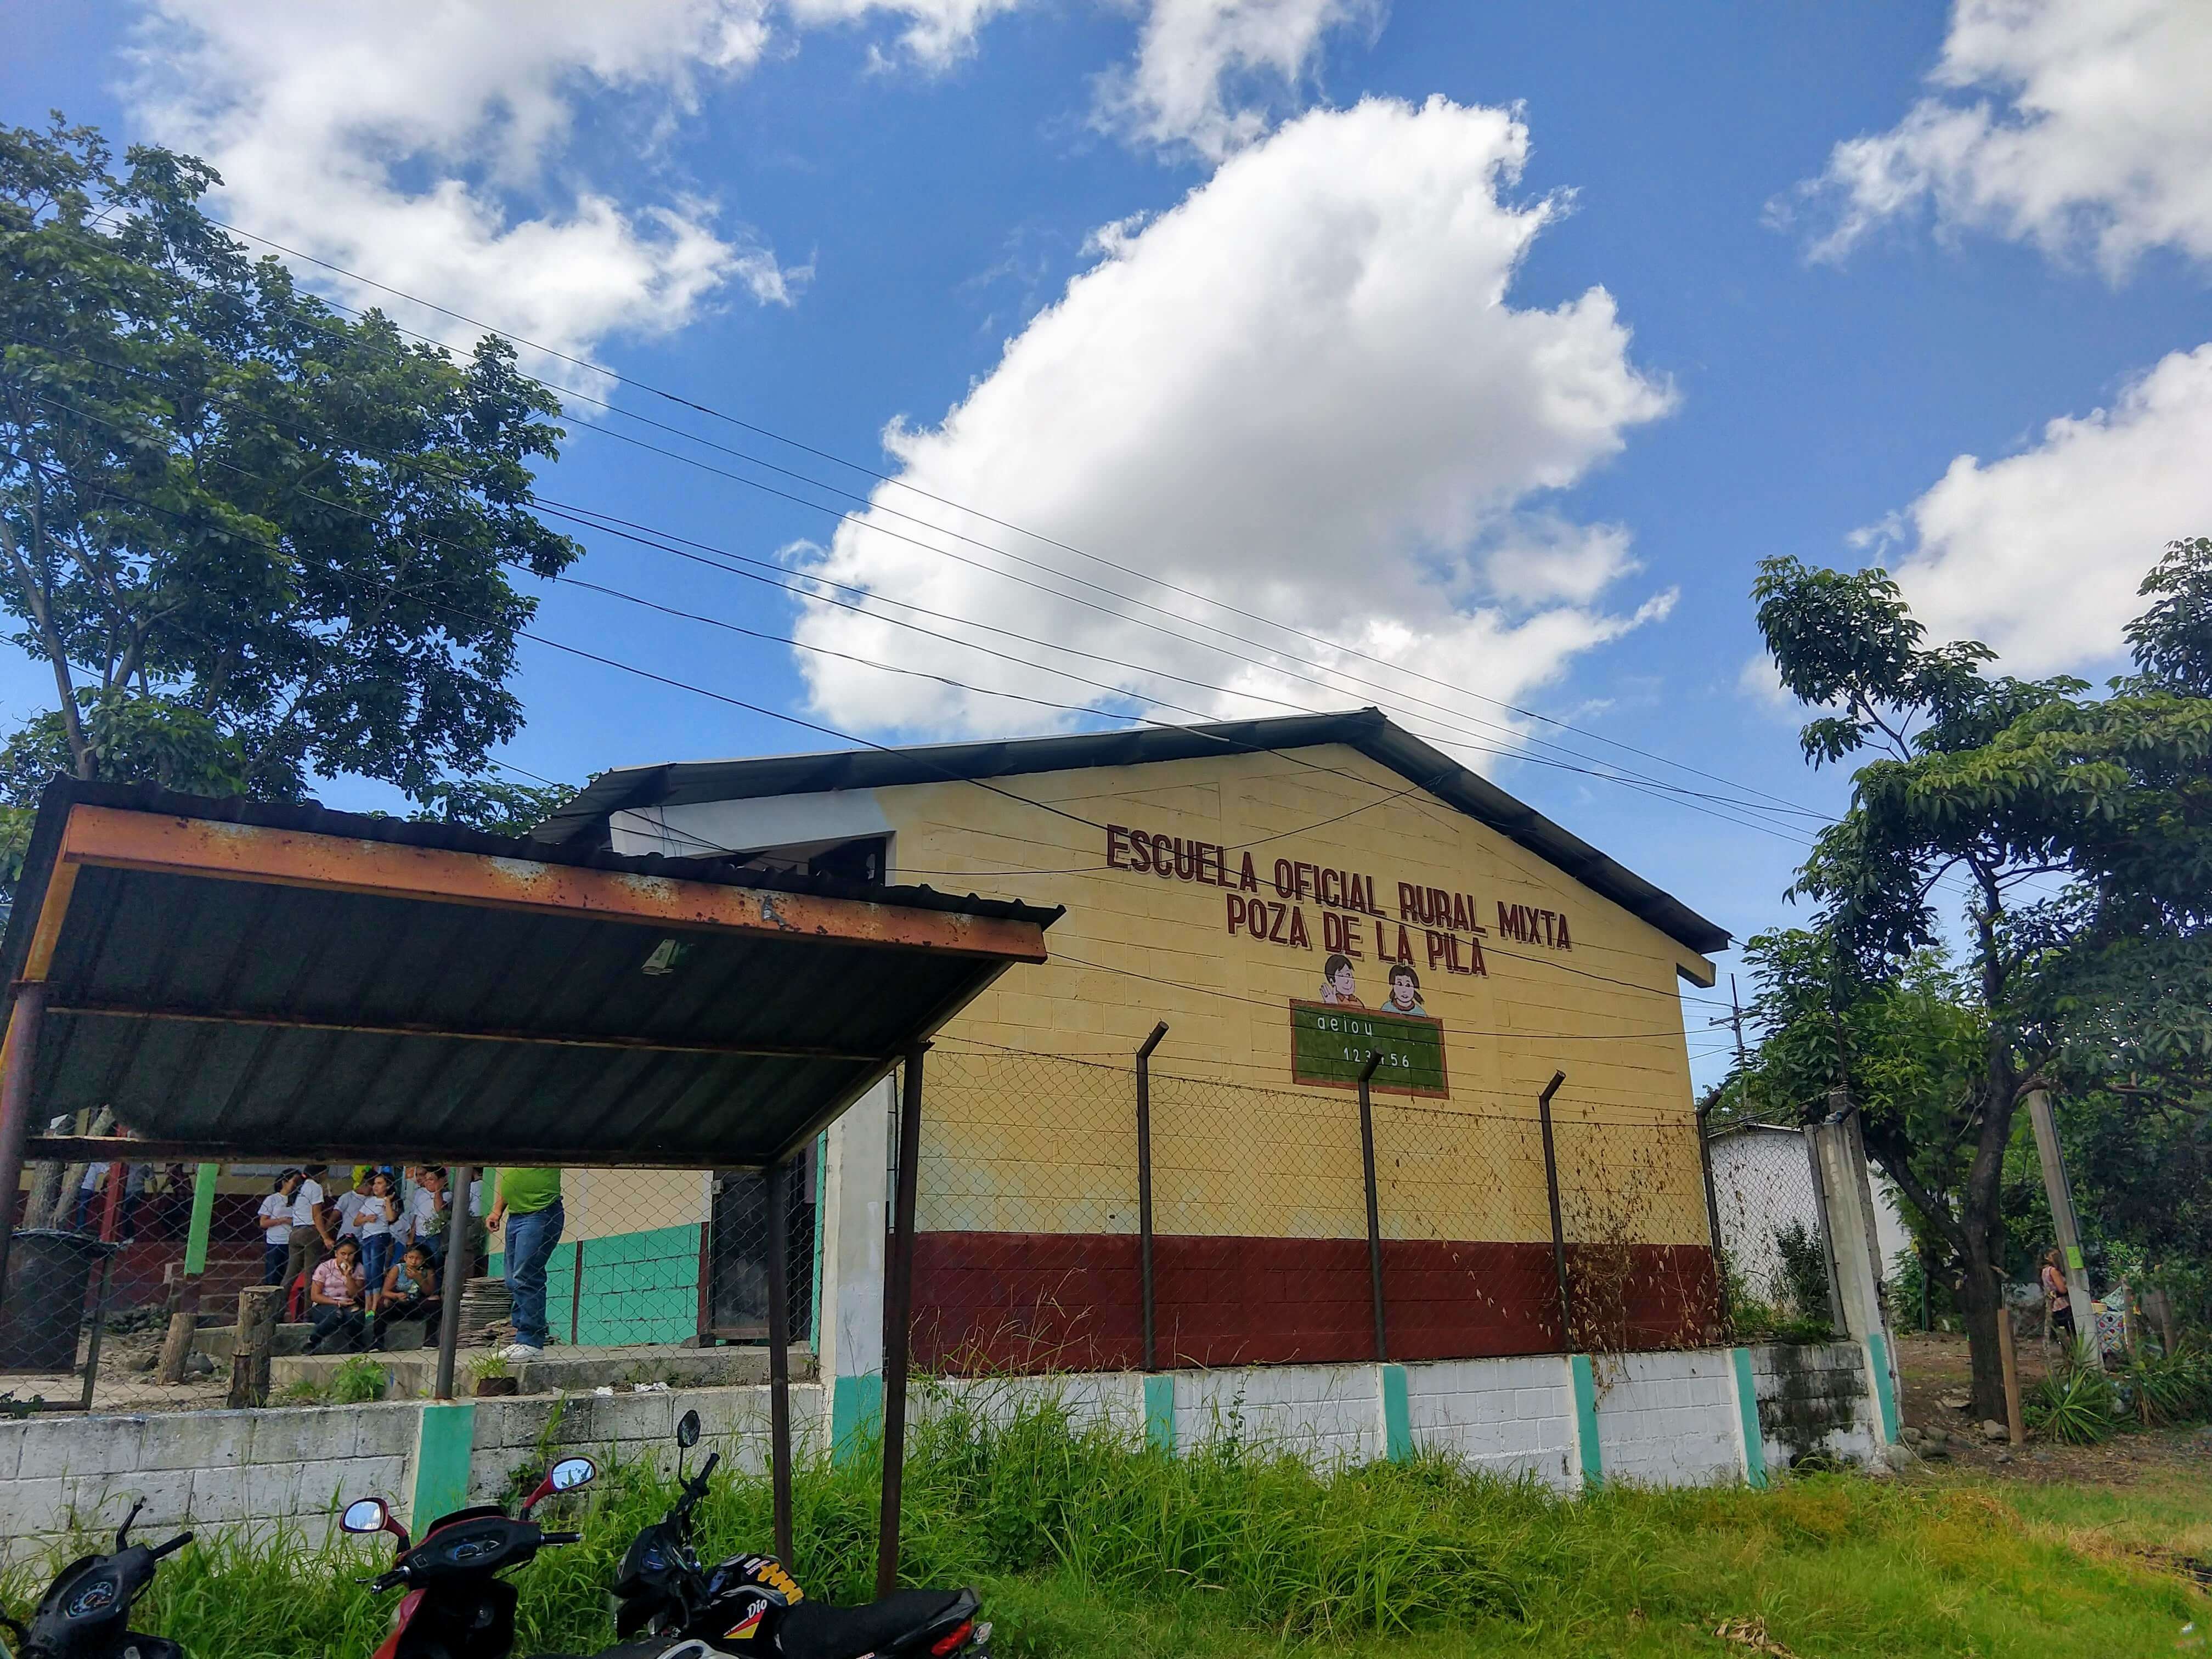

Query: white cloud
[
  {"left": 1867, "top": 343, "right": 2212, "bottom": 674},
  {"left": 788, "top": 97, "right": 1676, "bottom": 747},
  {"left": 784, "top": 0, "right": 1030, "bottom": 67},
  {"left": 1796, "top": 0, "right": 2212, "bottom": 273},
  {"left": 129, "top": 1, "right": 797, "bottom": 368},
  {"left": 1096, "top": 0, "right": 1382, "bottom": 159}
]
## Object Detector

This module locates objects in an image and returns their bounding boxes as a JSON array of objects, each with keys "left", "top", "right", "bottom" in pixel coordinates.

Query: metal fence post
[
  {"left": 1356, "top": 1051, "right": 1387, "bottom": 1363},
  {"left": 1537, "top": 1070, "right": 1571, "bottom": 1350},
  {"left": 0, "top": 981, "right": 50, "bottom": 1305},
  {"left": 878, "top": 1045, "right": 926, "bottom": 1597},
  {"left": 1135, "top": 1022, "right": 1167, "bottom": 1372},
  {"left": 79, "top": 1249, "right": 116, "bottom": 1410},
  {"left": 764, "top": 1156, "right": 794, "bottom": 1564},
  {"left": 433, "top": 1165, "right": 476, "bottom": 1401},
  {"left": 1695, "top": 1099, "right": 1730, "bottom": 1331},
  {"left": 570, "top": 1239, "right": 585, "bottom": 1345}
]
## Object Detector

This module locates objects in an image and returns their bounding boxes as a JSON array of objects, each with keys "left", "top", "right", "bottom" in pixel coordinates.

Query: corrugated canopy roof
[
  {"left": 537, "top": 709, "right": 1730, "bottom": 958},
  {"left": 0, "top": 780, "right": 1058, "bottom": 1169}
]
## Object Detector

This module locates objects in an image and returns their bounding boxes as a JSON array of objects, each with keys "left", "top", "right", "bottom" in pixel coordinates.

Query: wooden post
[
  {"left": 1537, "top": 1071, "right": 1571, "bottom": 1350},
  {"left": 1135, "top": 1022, "right": 1167, "bottom": 1372},
  {"left": 1356, "top": 1051, "right": 1387, "bottom": 1364},
  {"left": 0, "top": 981, "right": 49, "bottom": 1305},
  {"left": 1994, "top": 1298, "right": 2025, "bottom": 1445},
  {"left": 227, "top": 1284, "right": 282, "bottom": 1408},
  {"left": 2024, "top": 1088, "right": 2098, "bottom": 1354},
  {"left": 155, "top": 1261, "right": 202, "bottom": 1386},
  {"left": 765, "top": 1157, "right": 794, "bottom": 1564},
  {"left": 433, "top": 1166, "right": 475, "bottom": 1401},
  {"left": 877, "top": 1045, "right": 926, "bottom": 1598}
]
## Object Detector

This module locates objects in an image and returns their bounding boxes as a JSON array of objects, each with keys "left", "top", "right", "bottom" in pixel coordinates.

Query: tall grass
[{"left": 5, "top": 1393, "right": 2204, "bottom": 1658}]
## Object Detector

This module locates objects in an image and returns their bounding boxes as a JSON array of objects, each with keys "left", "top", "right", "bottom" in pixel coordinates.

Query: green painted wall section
[
  {"left": 832, "top": 1373, "right": 883, "bottom": 1466},
  {"left": 489, "top": 1223, "right": 702, "bottom": 1347},
  {"left": 1143, "top": 1375, "right": 1175, "bottom": 1454},
  {"left": 1729, "top": 1348, "right": 1768, "bottom": 1488},
  {"left": 1569, "top": 1355, "right": 1603, "bottom": 1490},
  {"left": 1380, "top": 1364, "right": 1413, "bottom": 1462},
  {"left": 411, "top": 1402, "right": 477, "bottom": 1528},
  {"left": 1865, "top": 1332, "right": 1900, "bottom": 1443}
]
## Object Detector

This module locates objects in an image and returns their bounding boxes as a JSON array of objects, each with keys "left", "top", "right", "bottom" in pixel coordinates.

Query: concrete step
[{"left": 269, "top": 1342, "right": 818, "bottom": 1399}]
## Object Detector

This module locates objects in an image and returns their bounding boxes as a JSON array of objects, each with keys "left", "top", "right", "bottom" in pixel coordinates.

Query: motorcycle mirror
[
  {"left": 341, "top": 1498, "right": 391, "bottom": 1534},
  {"left": 550, "top": 1456, "right": 597, "bottom": 1492},
  {"left": 676, "top": 1410, "right": 701, "bottom": 1450}
]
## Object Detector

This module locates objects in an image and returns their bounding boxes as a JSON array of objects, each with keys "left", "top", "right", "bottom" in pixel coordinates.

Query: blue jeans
[
  {"left": 503, "top": 1200, "right": 564, "bottom": 1349},
  {"left": 263, "top": 1242, "right": 290, "bottom": 1285},
  {"left": 360, "top": 1234, "right": 394, "bottom": 1303}
]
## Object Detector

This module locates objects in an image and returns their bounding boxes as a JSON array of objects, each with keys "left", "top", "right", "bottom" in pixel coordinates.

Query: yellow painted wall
[{"left": 880, "top": 744, "right": 1713, "bottom": 1248}]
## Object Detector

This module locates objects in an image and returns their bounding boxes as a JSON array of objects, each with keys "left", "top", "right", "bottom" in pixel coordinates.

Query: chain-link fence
[
  {"left": 1702, "top": 1122, "right": 1836, "bottom": 1336},
  {"left": 3, "top": 1153, "right": 804, "bottom": 1412},
  {"left": 908, "top": 1046, "right": 1725, "bottom": 1377}
]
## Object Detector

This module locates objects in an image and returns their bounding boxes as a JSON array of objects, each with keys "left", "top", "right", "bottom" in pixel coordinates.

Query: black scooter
[
  {"left": 342, "top": 1454, "right": 599, "bottom": 1659},
  {"left": 610, "top": 1409, "right": 992, "bottom": 1659},
  {"left": 1, "top": 1500, "right": 193, "bottom": 1659}
]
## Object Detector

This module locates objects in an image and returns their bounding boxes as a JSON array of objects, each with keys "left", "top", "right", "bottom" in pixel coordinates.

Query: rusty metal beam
[
  {"left": 48, "top": 1002, "right": 891, "bottom": 1064},
  {"left": 25, "top": 1136, "right": 778, "bottom": 1172},
  {"left": 51, "top": 805, "right": 1049, "bottom": 963}
]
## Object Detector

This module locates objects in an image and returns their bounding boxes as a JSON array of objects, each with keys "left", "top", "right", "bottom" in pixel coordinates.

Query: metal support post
[
  {"left": 1695, "top": 1098, "right": 1730, "bottom": 1331},
  {"left": 570, "top": 1240, "right": 585, "bottom": 1345},
  {"left": 1536, "top": 1070, "right": 1571, "bottom": 1350},
  {"left": 2024, "top": 1088, "right": 2098, "bottom": 1351},
  {"left": 1356, "top": 1051, "right": 1387, "bottom": 1363},
  {"left": 1135, "top": 1022, "right": 1167, "bottom": 1372},
  {"left": 877, "top": 1045, "right": 926, "bottom": 1597},
  {"left": 765, "top": 1156, "right": 795, "bottom": 1563},
  {"left": 79, "top": 1250, "right": 116, "bottom": 1410},
  {"left": 0, "top": 981, "right": 50, "bottom": 1304},
  {"left": 433, "top": 1165, "right": 475, "bottom": 1401}
]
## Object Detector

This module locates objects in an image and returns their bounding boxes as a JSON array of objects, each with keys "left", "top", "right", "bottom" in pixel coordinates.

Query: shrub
[
  {"left": 2026, "top": 1358, "right": 2119, "bottom": 1445},
  {"left": 331, "top": 1356, "right": 386, "bottom": 1406}
]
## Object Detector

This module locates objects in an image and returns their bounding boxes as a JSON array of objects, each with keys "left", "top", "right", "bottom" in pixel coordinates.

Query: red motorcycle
[{"left": 343, "top": 1455, "right": 598, "bottom": 1659}]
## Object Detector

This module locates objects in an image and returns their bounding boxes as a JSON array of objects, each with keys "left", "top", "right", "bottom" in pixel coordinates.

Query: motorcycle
[
  {"left": 342, "top": 1454, "right": 600, "bottom": 1659},
  {"left": 608, "top": 1409, "right": 992, "bottom": 1659},
  {"left": 0, "top": 1500, "right": 192, "bottom": 1659}
]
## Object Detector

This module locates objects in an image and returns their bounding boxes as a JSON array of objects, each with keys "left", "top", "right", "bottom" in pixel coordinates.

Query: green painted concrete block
[
  {"left": 1143, "top": 1374, "right": 1175, "bottom": 1454},
  {"left": 1381, "top": 1364, "right": 1413, "bottom": 1462},
  {"left": 832, "top": 1373, "right": 884, "bottom": 1466},
  {"left": 1729, "top": 1347, "right": 1768, "bottom": 1488},
  {"left": 1569, "top": 1355, "right": 1602, "bottom": 1490},
  {"left": 411, "top": 1401, "right": 477, "bottom": 1528}
]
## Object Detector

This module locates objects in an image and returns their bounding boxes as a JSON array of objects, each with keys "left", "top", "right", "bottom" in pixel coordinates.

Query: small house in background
[{"left": 1707, "top": 1121, "right": 1912, "bottom": 1318}]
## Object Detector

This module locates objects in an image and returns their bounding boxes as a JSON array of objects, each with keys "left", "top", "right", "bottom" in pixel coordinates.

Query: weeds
[{"left": 6, "top": 1397, "right": 2207, "bottom": 1658}]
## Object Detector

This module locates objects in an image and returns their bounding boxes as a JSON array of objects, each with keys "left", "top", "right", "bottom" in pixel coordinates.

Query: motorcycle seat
[{"left": 776, "top": 1589, "right": 969, "bottom": 1659}]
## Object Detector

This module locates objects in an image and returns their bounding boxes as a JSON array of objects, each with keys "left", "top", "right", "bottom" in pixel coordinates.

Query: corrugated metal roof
[
  {"left": 538, "top": 709, "right": 1731, "bottom": 957},
  {"left": 1, "top": 780, "right": 1058, "bottom": 1169}
]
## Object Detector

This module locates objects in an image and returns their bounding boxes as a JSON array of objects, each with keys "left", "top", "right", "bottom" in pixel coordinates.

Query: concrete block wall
[
  {"left": 464, "top": 1384, "right": 829, "bottom": 1506},
  {"left": 1747, "top": 1341, "right": 1880, "bottom": 1472},
  {"left": 0, "top": 1402, "right": 419, "bottom": 1567},
  {"left": 1590, "top": 1350, "right": 1742, "bottom": 1487},
  {"left": 0, "top": 1342, "right": 1889, "bottom": 1570},
  {"left": 1401, "top": 1355, "right": 1578, "bottom": 1486}
]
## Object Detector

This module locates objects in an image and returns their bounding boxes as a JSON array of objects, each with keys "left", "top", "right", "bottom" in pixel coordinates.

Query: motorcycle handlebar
[
  {"left": 370, "top": 1568, "right": 408, "bottom": 1594},
  {"left": 149, "top": 1532, "right": 194, "bottom": 1560},
  {"left": 538, "top": 1531, "right": 583, "bottom": 1546}
]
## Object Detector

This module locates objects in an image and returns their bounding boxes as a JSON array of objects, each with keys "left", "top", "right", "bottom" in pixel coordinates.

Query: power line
[{"left": 187, "top": 212, "right": 1836, "bottom": 830}]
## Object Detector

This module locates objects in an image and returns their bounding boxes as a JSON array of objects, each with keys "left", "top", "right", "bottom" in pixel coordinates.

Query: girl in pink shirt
[{"left": 308, "top": 1238, "right": 369, "bottom": 1354}]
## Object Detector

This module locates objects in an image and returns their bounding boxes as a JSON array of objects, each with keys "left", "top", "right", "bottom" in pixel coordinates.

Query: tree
[
  {"left": 409, "top": 774, "right": 578, "bottom": 838},
  {"left": 1752, "top": 540, "right": 2212, "bottom": 1417},
  {"left": 0, "top": 114, "right": 580, "bottom": 814}
]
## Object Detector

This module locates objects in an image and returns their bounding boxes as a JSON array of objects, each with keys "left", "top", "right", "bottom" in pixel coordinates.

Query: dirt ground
[{"left": 1894, "top": 1328, "right": 2212, "bottom": 1485}]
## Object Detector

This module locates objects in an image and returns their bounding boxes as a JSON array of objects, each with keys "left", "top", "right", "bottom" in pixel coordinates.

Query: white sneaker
[{"left": 499, "top": 1342, "right": 543, "bottom": 1361}]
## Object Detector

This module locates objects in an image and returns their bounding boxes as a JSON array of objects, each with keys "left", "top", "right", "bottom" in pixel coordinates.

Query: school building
[{"left": 536, "top": 708, "right": 1732, "bottom": 1403}]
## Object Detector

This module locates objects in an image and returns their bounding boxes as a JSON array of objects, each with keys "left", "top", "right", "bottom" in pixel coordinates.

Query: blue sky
[{"left": 9, "top": 1, "right": 2211, "bottom": 1083}]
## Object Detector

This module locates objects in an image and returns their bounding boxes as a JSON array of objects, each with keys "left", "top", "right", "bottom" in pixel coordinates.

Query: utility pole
[
  {"left": 2024, "top": 1086, "right": 2098, "bottom": 1353},
  {"left": 1707, "top": 974, "right": 1751, "bottom": 1071}
]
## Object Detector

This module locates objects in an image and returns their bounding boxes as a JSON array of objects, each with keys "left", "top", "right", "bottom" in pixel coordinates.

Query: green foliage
[
  {"left": 1748, "top": 541, "right": 2212, "bottom": 1417},
  {"left": 330, "top": 1356, "right": 386, "bottom": 1406},
  {"left": 7, "top": 1403, "right": 2210, "bottom": 1659},
  {"left": 0, "top": 114, "right": 580, "bottom": 809},
  {"left": 2024, "top": 1355, "right": 2120, "bottom": 1446},
  {"left": 2118, "top": 1341, "right": 2212, "bottom": 1429},
  {"left": 1773, "top": 1220, "right": 1833, "bottom": 1323},
  {"left": 408, "top": 774, "right": 576, "bottom": 838}
]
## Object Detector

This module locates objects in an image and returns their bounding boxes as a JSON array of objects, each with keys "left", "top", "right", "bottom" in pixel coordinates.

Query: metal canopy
[{"left": 0, "top": 780, "right": 1058, "bottom": 1169}]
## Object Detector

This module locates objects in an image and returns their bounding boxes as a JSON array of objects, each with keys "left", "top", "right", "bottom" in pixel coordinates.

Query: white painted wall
[
  {"left": 1590, "top": 1350, "right": 1742, "bottom": 1487},
  {"left": 1400, "top": 1355, "right": 1577, "bottom": 1486}
]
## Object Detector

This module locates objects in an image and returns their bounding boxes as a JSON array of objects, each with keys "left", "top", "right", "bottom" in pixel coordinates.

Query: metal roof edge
[
  {"left": 533, "top": 710, "right": 1729, "bottom": 956},
  {"left": 0, "top": 777, "right": 1064, "bottom": 934}
]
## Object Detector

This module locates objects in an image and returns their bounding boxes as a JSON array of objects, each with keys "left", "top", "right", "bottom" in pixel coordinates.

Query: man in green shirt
[{"left": 487, "top": 1167, "right": 563, "bottom": 1358}]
